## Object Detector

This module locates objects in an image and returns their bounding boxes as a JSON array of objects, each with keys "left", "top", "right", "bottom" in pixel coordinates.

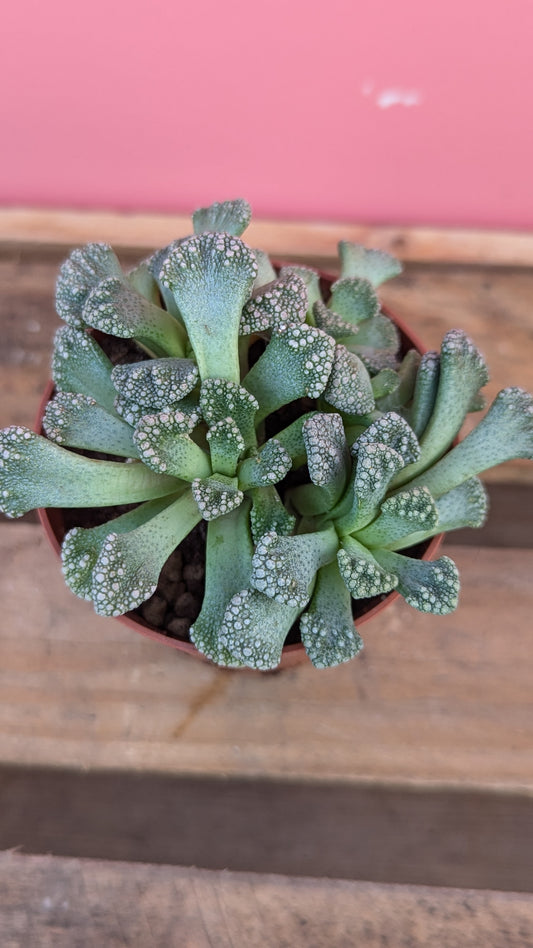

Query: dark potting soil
[{"left": 135, "top": 520, "right": 207, "bottom": 638}]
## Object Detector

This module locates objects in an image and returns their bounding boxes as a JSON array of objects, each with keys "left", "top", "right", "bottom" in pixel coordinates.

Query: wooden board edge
[{"left": 1, "top": 207, "right": 533, "bottom": 266}]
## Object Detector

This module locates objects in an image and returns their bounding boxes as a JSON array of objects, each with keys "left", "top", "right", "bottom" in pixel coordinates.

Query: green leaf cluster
[{"left": 1, "top": 199, "right": 532, "bottom": 670}]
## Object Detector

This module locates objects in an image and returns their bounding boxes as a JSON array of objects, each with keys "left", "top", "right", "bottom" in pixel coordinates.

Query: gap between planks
[{"left": 2, "top": 765, "right": 533, "bottom": 891}]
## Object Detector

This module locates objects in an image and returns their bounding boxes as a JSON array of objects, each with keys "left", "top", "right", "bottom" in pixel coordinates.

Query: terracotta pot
[{"left": 35, "top": 294, "right": 443, "bottom": 670}]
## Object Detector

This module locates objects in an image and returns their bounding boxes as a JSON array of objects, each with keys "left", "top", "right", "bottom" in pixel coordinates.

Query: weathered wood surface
[
  {"left": 1, "top": 220, "right": 533, "bottom": 906},
  {"left": 1, "top": 852, "right": 532, "bottom": 948},
  {"left": 3, "top": 206, "right": 533, "bottom": 266},
  {"left": 1, "top": 522, "right": 532, "bottom": 789}
]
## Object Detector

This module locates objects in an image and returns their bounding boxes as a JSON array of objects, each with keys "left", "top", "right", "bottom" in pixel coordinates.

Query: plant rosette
[
  {"left": 34, "top": 310, "right": 444, "bottom": 671},
  {"left": 2, "top": 199, "right": 533, "bottom": 672}
]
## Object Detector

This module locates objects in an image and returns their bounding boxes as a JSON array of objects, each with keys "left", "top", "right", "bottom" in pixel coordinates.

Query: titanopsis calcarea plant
[{"left": 1, "top": 199, "right": 533, "bottom": 670}]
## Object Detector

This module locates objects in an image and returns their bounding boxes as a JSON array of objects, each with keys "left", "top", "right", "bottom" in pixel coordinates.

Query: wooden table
[{"left": 1, "top": 212, "right": 532, "bottom": 945}]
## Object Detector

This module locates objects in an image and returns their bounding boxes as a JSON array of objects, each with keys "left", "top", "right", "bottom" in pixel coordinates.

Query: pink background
[{"left": 2, "top": 0, "right": 533, "bottom": 228}]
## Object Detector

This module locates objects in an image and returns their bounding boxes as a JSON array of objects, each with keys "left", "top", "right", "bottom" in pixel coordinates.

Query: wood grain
[
  {"left": 1, "top": 522, "right": 532, "bottom": 790},
  {"left": 2, "top": 206, "right": 533, "bottom": 266},
  {"left": 1, "top": 219, "right": 532, "bottom": 919},
  {"left": 1, "top": 852, "right": 532, "bottom": 948}
]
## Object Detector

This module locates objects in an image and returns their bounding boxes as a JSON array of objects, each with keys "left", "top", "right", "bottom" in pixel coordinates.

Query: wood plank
[
  {"left": 1, "top": 522, "right": 532, "bottom": 790},
  {"left": 2, "top": 206, "right": 533, "bottom": 266},
  {"left": 1, "top": 852, "right": 532, "bottom": 948},
  {"left": 2, "top": 244, "right": 532, "bottom": 484}
]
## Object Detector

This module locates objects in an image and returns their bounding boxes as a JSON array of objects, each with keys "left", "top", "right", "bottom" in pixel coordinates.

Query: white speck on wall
[
  {"left": 360, "top": 81, "right": 423, "bottom": 109},
  {"left": 376, "top": 88, "right": 422, "bottom": 109}
]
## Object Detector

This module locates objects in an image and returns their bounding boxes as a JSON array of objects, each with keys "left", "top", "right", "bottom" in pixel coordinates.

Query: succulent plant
[{"left": 1, "top": 199, "right": 532, "bottom": 670}]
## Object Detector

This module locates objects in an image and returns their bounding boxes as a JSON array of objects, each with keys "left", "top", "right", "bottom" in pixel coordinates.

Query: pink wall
[{"left": 2, "top": 0, "right": 533, "bottom": 228}]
